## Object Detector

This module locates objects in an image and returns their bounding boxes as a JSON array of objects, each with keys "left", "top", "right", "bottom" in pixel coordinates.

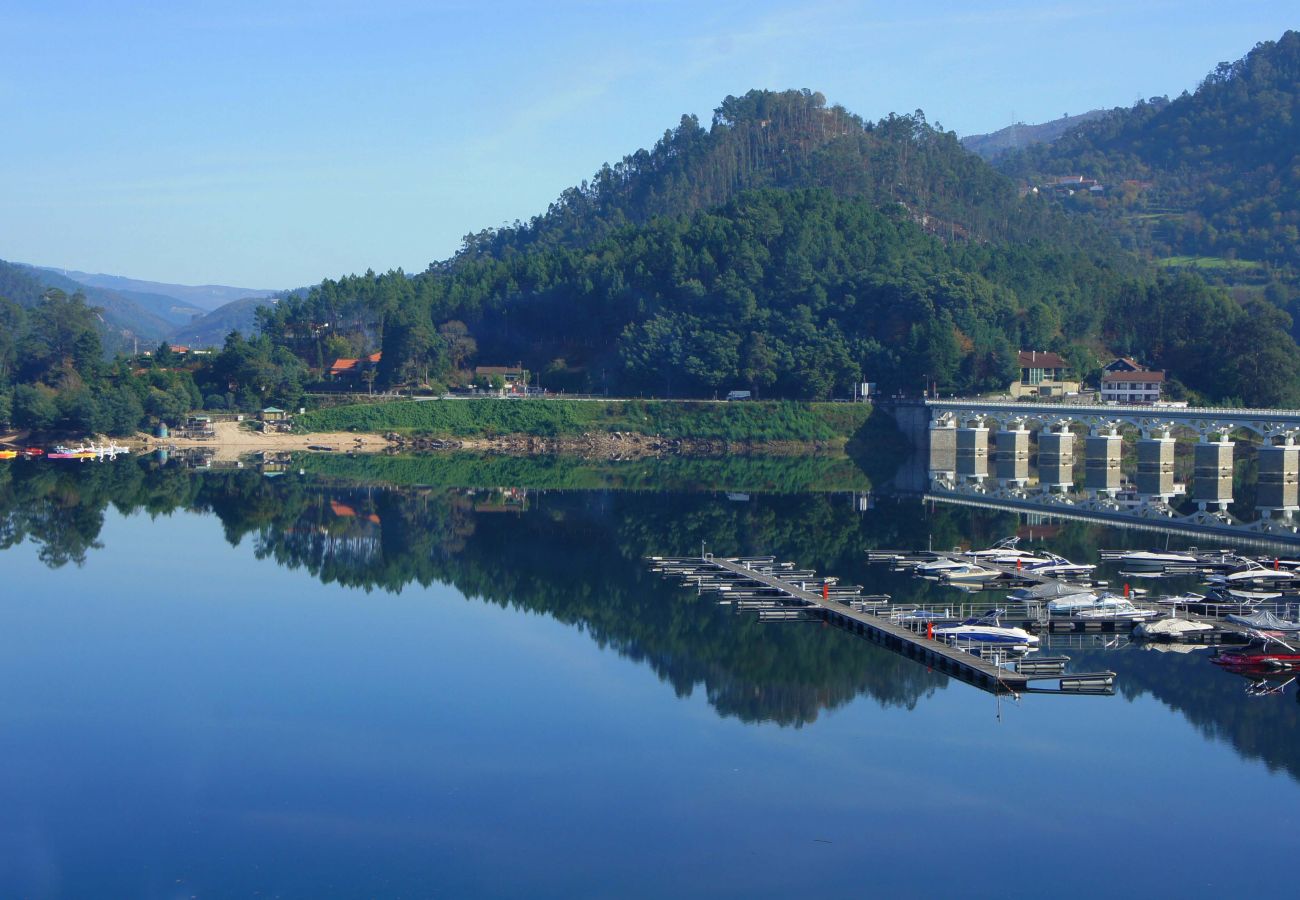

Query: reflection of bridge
[
  {"left": 912, "top": 399, "right": 1300, "bottom": 523},
  {"left": 924, "top": 477, "right": 1300, "bottom": 550}
]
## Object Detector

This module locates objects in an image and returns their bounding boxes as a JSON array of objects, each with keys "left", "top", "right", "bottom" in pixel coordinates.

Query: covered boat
[
  {"left": 1133, "top": 618, "right": 1216, "bottom": 641},
  {"left": 1072, "top": 602, "right": 1161, "bottom": 621},
  {"left": 1047, "top": 592, "right": 1131, "bottom": 613},
  {"left": 1225, "top": 609, "right": 1300, "bottom": 632}
]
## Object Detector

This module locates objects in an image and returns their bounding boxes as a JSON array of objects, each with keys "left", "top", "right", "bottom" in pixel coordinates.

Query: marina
[{"left": 650, "top": 553, "right": 1118, "bottom": 695}]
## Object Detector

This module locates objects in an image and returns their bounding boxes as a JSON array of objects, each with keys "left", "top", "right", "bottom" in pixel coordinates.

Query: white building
[{"left": 1100, "top": 358, "right": 1164, "bottom": 404}]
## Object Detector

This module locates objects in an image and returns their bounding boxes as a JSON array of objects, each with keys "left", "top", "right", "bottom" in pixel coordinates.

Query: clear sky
[{"left": 1, "top": 1, "right": 1295, "bottom": 289}]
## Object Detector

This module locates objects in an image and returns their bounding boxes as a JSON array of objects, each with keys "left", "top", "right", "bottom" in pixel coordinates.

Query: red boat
[
  {"left": 24, "top": 447, "right": 44, "bottom": 457},
  {"left": 1212, "top": 633, "right": 1300, "bottom": 672}
]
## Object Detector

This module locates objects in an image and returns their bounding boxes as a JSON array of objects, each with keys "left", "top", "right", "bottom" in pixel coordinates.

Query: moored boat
[
  {"left": 47, "top": 444, "right": 96, "bottom": 460},
  {"left": 934, "top": 609, "right": 1039, "bottom": 649},
  {"left": 1115, "top": 549, "right": 1200, "bottom": 569},
  {"left": 1047, "top": 592, "right": 1131, "bottom": 613},
  {"left": 1072, "top": 602, "right": 1161, "bottom": 621},
  {"left": 1134, "top": 617, "right": 1217, "bottom": 641},
  {"left": 1211, "top": 633, "right": 1300, "bottom": 672}
]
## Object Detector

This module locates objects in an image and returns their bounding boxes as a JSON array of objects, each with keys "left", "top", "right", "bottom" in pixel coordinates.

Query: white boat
[
  {"left": 1116, "top": 549, "right": 1200, "bottom": 569},
  {"left": 1072, "top": 602, "right": 1161, "bottom": 621},
  {"left": 1208, "top": 561, "right": 1300, "bottom": 587},
  {"left": 940, "top": 563, "right": 1004, "bottom": 583},
  {"left": 1154, "top": 592, "right": 1208, "bottom": 607},
  {"left": 1047, "top": 592, "right": 1130, "bottom": 613},
  {"left": 934, "top": 610, "right": 1039, "bottom": 648},
  {"left": 1023, "top": 552, "right": 1096, "bottom": 578},
  {"left": 913, "top": 538, "right": 1048, "bottom": 576}
]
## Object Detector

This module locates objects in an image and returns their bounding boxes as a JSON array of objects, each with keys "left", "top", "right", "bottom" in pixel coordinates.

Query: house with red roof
[{"left": 1010, "top": 350, "right": 1080, "bottom": 399}]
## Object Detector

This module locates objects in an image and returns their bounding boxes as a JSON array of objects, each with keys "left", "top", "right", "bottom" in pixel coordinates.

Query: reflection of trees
[
  {"left": 8, "top": 460, "right": 1300, "bottom": 756},
  {"left": 1067, "top": 647, "right": 1300, "bottom": 782}
]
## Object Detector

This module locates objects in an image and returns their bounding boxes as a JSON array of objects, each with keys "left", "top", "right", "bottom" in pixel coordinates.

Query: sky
[{"left": 1, "top": 0, "right": 1296, "bottom": 289}]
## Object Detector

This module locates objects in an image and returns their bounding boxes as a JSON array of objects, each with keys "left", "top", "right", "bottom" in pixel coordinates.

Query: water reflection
[{"left": 3, "top": 455, "right": 1300, "bottom": 778}]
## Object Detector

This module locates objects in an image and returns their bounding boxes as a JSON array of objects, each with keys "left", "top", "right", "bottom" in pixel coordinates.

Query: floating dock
[{"left": 650, "top": 555, "right": 1116, "bottom": 696}]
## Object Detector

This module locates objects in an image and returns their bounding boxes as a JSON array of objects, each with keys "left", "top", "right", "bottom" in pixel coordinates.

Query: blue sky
[{"left": 1, "top": 1, "right": 1295, "bottom": 288}]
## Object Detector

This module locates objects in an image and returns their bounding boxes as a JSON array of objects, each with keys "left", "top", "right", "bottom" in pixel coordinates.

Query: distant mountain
[
  {"left": 37, "top": 267, "right": 278, "bottom": 311},
  {"left": 1, "top": 259, "right": 174, "bottom": 351},
  {"left": 961, "top": 110, "right": 1108, "bottom": 161},
  {"left": 167, "top": 295, "right": 279, "bottom": 348},
  {"left": 995, "top": 30, "right": 1300, "bottom": 282},
  {"left": 109, "top": 289, "right": 206, "bottom": 327}
]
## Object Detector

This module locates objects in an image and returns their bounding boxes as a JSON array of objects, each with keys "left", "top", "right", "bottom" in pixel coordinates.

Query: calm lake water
[{"left": 2, "top": 456, "right": 1299, "bottom": 898}]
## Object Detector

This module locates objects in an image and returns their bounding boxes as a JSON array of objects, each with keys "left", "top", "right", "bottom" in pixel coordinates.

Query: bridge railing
[{"left": 925, "top": 399, "right": 1300, "bottom": 420}]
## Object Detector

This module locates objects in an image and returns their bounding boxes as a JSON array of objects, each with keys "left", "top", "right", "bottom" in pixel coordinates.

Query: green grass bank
[{"left": 296, "top": 399, "right": 874, "bottom": 443}]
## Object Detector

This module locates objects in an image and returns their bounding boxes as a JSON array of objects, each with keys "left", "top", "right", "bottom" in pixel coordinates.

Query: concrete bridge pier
[
  {"left": 1193, "top": 438, "right": 1234, "bottom": 511},
  {"left": 928, "top": 420, "right": 956, "bottom": 476},
  {"left": 1085, "top": 428, "right": 1123, "bottom": 495},
  {"left": 1135, "top": 431, "right": 1176, "bottom": 499},
  {"left": 1257, "top": 440, "right": 1300, "bottom": 515},
  {"left": 956, "top": 424, "right": 989, "bottom": 481},
  {"left": 995, "top": 427, "right": 1029, "bottom": 485},
  {"left": 1037, "top": 428, "right": 1075, "bottom": 490}
]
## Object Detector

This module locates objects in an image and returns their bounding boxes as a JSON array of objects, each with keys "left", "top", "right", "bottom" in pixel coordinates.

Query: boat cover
[
  {"left": 1225, "top": 610, "right": 1300, "bottom": 632},
  {"left": 1014, "top": 581, "right": 1082, "bottom": 600}
]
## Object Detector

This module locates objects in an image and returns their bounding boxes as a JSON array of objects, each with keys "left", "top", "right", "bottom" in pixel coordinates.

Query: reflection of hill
[
  {"left": 297, "top": 452, "right": 874, "bottom": 493},
  {"left": 0, "top": 460, "right": 941, "bottom": 725},
  {"left": 252, "top": 485, "right": 949, "bottom": 724},
  {"left": 1067, "top": 647, "right": 1300, "bottom": 782},
  {"left": 8, "top": 458, "right": 1300, "bottom": 760}
]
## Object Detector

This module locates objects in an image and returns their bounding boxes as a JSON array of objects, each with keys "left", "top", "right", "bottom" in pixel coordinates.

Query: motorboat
[
  {"left": 1211, "top": 632, "right": 1300, "bottom": 672},
  {"left": 1022, "top": 552, "right": 1096, "bottom": 578},
  {"left": 1153, "top": 592, "right": 1208, "bottom": 607},
  {"left": 1072, "top": 602, "right": 1161, "bottom": 621},
  {"left": 934, "top": 609, "right": 1039, "bottom": 648},
  {"left": 913, "top": 537, "right": 1049, "bottom": 576},
  {"left": 1114, "top": 549, "right": 1200, "bottom": 569},
  {"left": 0, "top": 449, "right": 17, "bottom": 459},
  {"left": 939, "top": 563, "right": 1005, "bottom": 584},
  {"left": 1047, "top": 592, "right": 1131, "bottom": 613},
  {"left": 1208, "top": 561, "right": 1300, "bottom": 588}
]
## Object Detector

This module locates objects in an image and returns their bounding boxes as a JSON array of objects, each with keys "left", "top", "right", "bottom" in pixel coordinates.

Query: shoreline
[{"left": 140, "top": 421, "right": 851, "bottom": 461}]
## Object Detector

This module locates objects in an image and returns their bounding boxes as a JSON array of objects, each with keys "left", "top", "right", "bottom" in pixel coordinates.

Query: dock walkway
[{"left": 703, "top": 556, "right": 1029, "bottom": 693}]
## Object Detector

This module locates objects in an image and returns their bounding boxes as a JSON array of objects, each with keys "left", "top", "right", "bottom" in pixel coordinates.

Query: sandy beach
[{"left": 137, "top": 421, "right": 394, "bottom": 461}]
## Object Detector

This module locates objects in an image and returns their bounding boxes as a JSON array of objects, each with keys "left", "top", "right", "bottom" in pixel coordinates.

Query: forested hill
[
  {"left": 259, "top": 188, "right": 1299, "bottom": 406},
  {"left": 454, "top": 89, "right": 1106, "bottom": 263},
  {"left": 996, "top": 31, "right": 1300, "bottom": 285}
]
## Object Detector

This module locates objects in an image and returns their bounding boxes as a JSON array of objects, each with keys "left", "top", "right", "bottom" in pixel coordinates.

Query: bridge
[{"left": 886, "top": 398, "right": 1300, "bottom": 529}]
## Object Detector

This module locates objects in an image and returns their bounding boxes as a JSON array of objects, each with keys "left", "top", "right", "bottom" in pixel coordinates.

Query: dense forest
[
  {"left": 256, "top": 186, "right": 1298, "bottom": 405},
  {"left": 998, "top": 31, "right": 1300, "bottom": 299},
  {"left": 244, "top": 85, "right": 1300, "bottom": 406}
]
